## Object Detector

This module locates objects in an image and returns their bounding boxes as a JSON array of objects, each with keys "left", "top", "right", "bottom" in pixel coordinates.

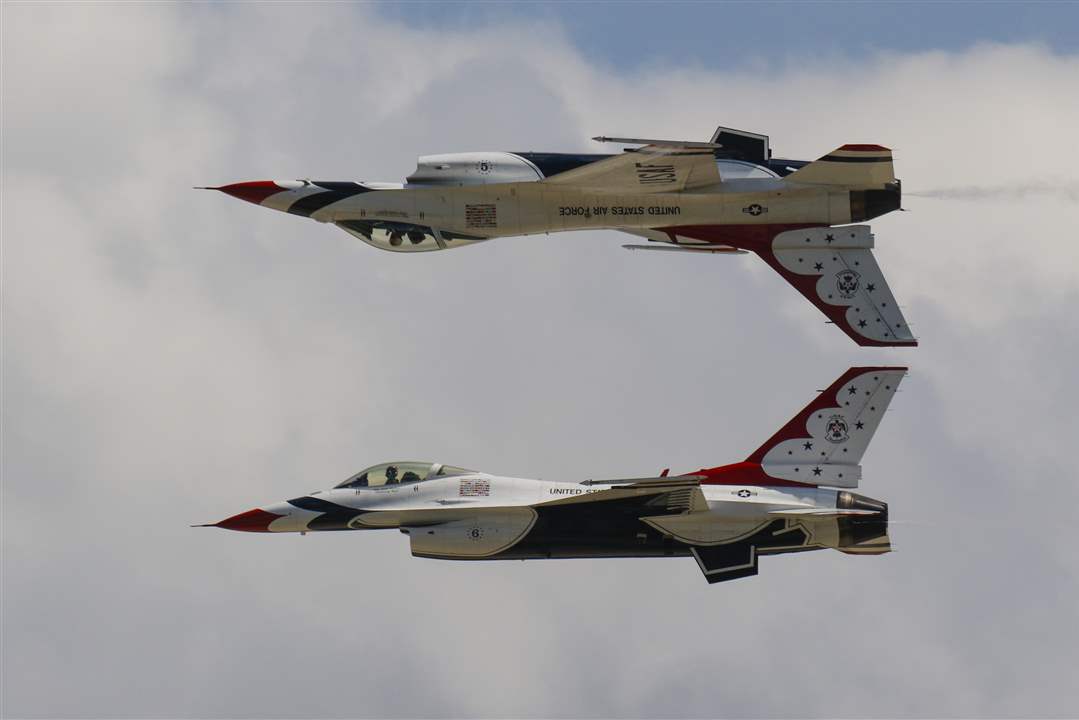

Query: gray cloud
[
  {"left": 3, "top": 4, "right": 1078, "bottom": 718},
  {"left": 908, "top": 182, "right": 1079, "bottom": 202}
]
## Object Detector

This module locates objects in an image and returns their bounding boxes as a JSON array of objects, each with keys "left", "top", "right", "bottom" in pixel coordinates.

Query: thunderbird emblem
[
  {"left": 826, "top": 414, "right": 849, "bottom": 443},
  {"left": 836, "top": 269, "right": 861, "bottom": 298}
]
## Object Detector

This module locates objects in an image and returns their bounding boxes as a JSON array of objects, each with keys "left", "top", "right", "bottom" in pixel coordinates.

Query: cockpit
[
  {"left": 336, "top": 220, "right": 488, "bottom": 253},
  {"left": 715, "top": 159, "right": 781, "bottom": 180},
  {"left": 334, "top": 461, "right": 475, "bottom": 489}
]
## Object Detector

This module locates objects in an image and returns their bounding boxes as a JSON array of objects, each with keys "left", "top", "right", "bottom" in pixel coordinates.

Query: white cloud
[{"left": 3, "top": 4, "right": 1078, "bottom": 717}]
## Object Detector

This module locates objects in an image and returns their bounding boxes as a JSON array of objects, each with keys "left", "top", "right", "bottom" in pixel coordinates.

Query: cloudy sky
[{"left": 3, "top": 2, "right": 1078, "bottom": 718}]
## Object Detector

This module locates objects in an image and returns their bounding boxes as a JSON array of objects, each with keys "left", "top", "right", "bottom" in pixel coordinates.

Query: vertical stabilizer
[
  {"left": 745, "top": 366, "right": 907, "bottom": 488},
  {"left": 786, "top": 144, "right": 895, "bottom": 187}
]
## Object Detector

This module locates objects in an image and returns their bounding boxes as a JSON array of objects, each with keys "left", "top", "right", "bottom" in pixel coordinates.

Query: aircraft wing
[
  {"left": 539, "top": 476, "right": 709, "bottom": 514},
  {"left": 542, "top": 144, "right": 720, "bottom": 193},
  {"left": 405, "top": 478, "right": 706, "bottom": 560},
  {"left": 618, "top": 228, "right": 747, "bottom": 254}
]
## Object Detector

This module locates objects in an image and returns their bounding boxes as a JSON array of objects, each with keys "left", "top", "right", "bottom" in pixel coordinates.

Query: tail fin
[
  {"left": 745, "top": 367, "right": 907, "bottom": 488},
  {"left": 786, "top": 144, "right": 895, "bottom": 187}
]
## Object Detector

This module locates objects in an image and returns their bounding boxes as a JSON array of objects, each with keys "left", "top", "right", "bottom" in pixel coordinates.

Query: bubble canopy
[
  {"left": 336, "top": 220, "right": 487, "bottom": 253},
  {"left": 334, "top": 462, "right": 475, "bottom": 489}
]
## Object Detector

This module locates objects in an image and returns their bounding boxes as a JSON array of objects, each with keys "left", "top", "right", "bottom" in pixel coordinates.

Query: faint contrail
[{"left": 907, "top": 181, "right": 1079, "bottom": 203}]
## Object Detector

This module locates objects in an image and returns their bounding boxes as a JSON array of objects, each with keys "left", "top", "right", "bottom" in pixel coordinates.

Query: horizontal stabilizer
[{"left": 691, "top": 543, "right": 759, "bottom": 584}]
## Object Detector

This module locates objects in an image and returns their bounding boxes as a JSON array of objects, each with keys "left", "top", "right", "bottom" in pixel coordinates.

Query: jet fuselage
[
  {"left": 204, "top": 365, "right": 902, "bottom": 583},
  {"left": 207, "top": 136, "right": 912, "bottom": 347}
]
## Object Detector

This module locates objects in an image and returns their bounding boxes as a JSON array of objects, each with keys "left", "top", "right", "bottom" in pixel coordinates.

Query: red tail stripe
[{"left": 694, "top": 461, "right": 817, "bottom": 488}]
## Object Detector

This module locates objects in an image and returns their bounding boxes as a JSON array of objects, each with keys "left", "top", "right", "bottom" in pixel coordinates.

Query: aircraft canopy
[
  {"left": 335, "top": 461, "right": 474, "bottom": 489},
  {"left": 336, "top": 220, "right": 487, "bottom": 253}
]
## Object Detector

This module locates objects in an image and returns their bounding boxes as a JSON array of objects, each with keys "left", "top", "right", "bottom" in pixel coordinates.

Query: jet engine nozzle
[
  {"left": 837, "top": 491, "right": 888, "bottom": 519},
  {"left": 836, "top": 491, "right": 890, "bottom": 553},
  {"left": 850, "top": 179, "right": 902, "bottom": 222}
]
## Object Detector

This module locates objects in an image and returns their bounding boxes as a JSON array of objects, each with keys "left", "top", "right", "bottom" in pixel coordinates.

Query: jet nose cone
[
  {"left": 213, "top": 508, "right": 283, "bottom": 532},
  {"left": 209, "top": 180, "right": 285, "bottom": 206}
]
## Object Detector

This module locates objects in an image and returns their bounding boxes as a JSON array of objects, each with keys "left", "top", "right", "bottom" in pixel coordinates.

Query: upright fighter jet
[
  {"left": 200, "top": 367, "right": 904, "bottom": 585},
  {"left": 205, "top": 126, "right": 915, "bottom": 347}
]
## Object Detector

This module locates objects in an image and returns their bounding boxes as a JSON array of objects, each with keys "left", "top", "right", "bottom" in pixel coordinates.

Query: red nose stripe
[
  {"left": 215, "top": 181, "right": 285, "bottom": 205},
  {"left": 215, "top": 508, "right": 283, "bottom": 532}
]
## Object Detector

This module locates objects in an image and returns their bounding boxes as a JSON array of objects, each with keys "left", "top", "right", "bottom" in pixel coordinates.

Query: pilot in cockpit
[
  {"left": 384, "top": 465, "right": 399, "bottom": 485},
  {"left": 401, "top": 470, "right": 421, "bottom": 484},
  {"left": 354, "top": 472, "right": 368, "bottom": 487}
]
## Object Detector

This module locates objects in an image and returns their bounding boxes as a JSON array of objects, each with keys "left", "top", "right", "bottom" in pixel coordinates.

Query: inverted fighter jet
[
  {"left": 205, "top": 126, "right": 915, "bottom": 347},
  {"left": 201, "top": 366, "right": 904, "bottom": 585}
]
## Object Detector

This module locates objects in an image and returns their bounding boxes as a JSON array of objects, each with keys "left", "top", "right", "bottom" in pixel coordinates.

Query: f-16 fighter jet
[
  {"left": 205, "top": 126, "right": 914, "bottom": 347},
  {"left": 200, "top": 367, "right": 904, "bottom": 585}
]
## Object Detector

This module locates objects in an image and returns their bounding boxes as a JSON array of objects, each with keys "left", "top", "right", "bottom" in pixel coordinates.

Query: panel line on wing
[{"left": 832, "top": 251, "right": 901, "bottom": 341}]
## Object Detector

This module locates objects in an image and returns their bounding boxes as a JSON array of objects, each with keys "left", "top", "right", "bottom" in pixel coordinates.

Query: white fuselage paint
[
  {"left": 259, "top": 160, "right": 851, "bottom": 241},
  {"left": 259, "top": 473, "right": 840, "bottom": 534},
  {"left": 317, "top": 182, "right": 846, "bottom": 236}
]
